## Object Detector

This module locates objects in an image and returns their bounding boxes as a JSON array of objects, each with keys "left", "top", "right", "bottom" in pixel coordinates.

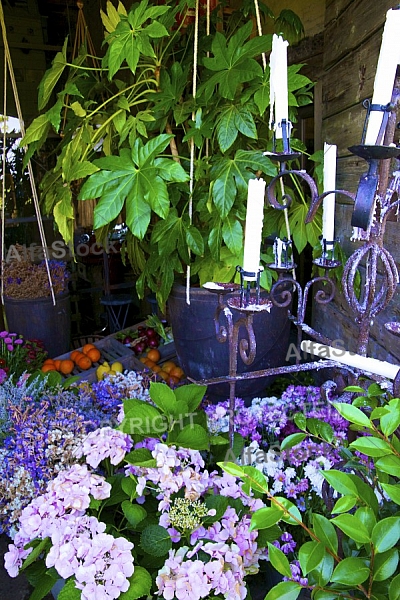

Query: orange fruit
[
  {"left": 152, "top": 364, "right": 162, "bottom": 373},
  {"left": 72, "top": 351, "right": 85, "bottom": 364},
  {"left": 82, "top": 343, "right": 96, "bottom": 355},
  {"left": 43, "top": 358, "right": 55, "bottom": 366},
  {"left": 41, "top": 363, "right": 57, "bottom": 373},
  {"left": 70, "top": 350, "right": 81, "bottom": 362},
  {"left": 161, "top": 361, "right": 176, "bottom": 374},
  {"left": 86, "top": 347, "right": 101, "bottom": 363},
  {"left": 170, "top": 366, "right": 184, "bottom": 380},
  {"left": 167, "top": 375, "right": 180, "bottom": 387},
  {"left": 157, "top": 370, "right": 169, "bottom": 381},
  {"left": 139, "top": 357, "right": 148, "bottom": 364},
  {"left": 77, "top": 355, "right": 92, "bottom": 370},
  {"left": 60, "top": 359, "right": 75, "bottom": 375},
  {"left": 147, "top": 348, "right": 161, "bottom": 363},
  {"left": 53, "top": 359, "right": 62, "bottom": 371},
  {"left": 145, "top": 359, "right": 156, "bottom": 369}
]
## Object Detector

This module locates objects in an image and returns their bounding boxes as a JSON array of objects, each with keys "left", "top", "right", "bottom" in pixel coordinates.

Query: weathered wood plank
[
  {"left": 325, "top": 0, "right": 353, "bottom": 25},
  {"left": 321, "top": 30, "right": 381, "bottom": 119},
  {"left": 324, "top": 0, "right": 394, "bottom": 69},
  {"left": 322, "top": 106, "right": 365, "bottom": 157}
]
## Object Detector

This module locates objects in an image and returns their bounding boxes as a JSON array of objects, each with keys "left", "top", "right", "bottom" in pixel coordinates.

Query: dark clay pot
[
  {"left": 167, "top": 284, "right": 291, "bottom": 402},
  {"left": 3, "top": 292, "right": 71, "bottom": 357}
]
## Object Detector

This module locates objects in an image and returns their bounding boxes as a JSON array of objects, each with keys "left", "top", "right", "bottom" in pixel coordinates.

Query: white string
[
  {"left": 0, "top": 0, "right": 56, "bottom": 305},
  {"left": 186, "top": 0, "right": 200, "bottom": 306}
]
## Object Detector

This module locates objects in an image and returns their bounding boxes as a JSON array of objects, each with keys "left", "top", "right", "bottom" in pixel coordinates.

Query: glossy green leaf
[
  {"left": 389, "top": 572, "right": 400, "bottom": 600},
  {"left": 298, "top": 541, "right": 324, "bottom": 575},
  {"left": 331, "top": 557, "right": 369, "bottom": 585},
  {"left": 280, "top": 432, "right": 306, "bottom": 451},
  {"left": 264, "top": 580, "right": 302, "bottom": 600},
  {"left": 57, "top": 578, "right": 81, "bottom": 600},
  {"left": 355, "top": 507, "right": 377, "bottom": 536},
  {"left": 350, "top": 437, "right": 392, "bottom": 458},
  {"left": 312, "top": 513, "right": 338, "bottom": 555},
  {"left": 381, "top": 483, "right": 400, "bottom": 505},
  {"left": 217, "top": 461, "right": 244, "bottom": 478},
  {"left": 373, "top": 548, "right": 399, "bottom": 581},
  {"left": 250, "top": 506, "right": 283, "bottom": 530},
  {"left": 331, "top": 495, "right": 357, "bottom": 514},
  {"left": 380, "top": 401, "right": 400, "bottom": 437},
  {"left": 371, "top": 517, "right": 400, "bottom": 553},
  {"left": 310, "top": 550, "right": 334, "bottom": 587},
  {"left": 330, "top": 514, "right": 370, "bottom": 544},
  {"left": 376, "top": 455, "right": 400, "bottom": 477},
  {"left": 332, "top": 402, "right": 372, "bottom": 429},
  {"left": 274, "top": 497, "right": 302, "bottom": 525},
  {"left": 267, "top": 543, "right": 292, "bottom": 578},
  {"left": 321, "top": 470, "right": 359, "bottom": 497}
]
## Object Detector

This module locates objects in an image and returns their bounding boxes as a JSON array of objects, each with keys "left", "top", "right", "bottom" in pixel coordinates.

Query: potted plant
[
  {"left": 21, "top": 0, "right": 319, "bottom": 391},
  {"left": 1, "top": 246, "right": 71, "bottom": 356}
]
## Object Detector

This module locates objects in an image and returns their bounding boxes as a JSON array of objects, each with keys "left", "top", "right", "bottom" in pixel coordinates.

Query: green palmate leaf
[
  {"left": 264, "top": 580, "right": 302, "bottom": 600},
  {"left": 331, "top": 495, "right": 357, "bottom": 514},
  {"left": 321, "top": 470, "right": 359, "bottom": 497},
  {"left": 298, "top": 541, "right": 324, "bottom": 576},
  {"left": 288, "top": 202, "right": 309, "bottom": 254},
  {"left": 381, "top": 483, "right": 400, "bottom": 505},
  {"left": 38, "top": 38, "right": 68, "bottom": 109},
  {"left": 389, "top": 572, "right": 400, "bottom": 600},
  {"left": 371, "top": 517, "right": 400, "bottom": 553},
  {"left": 20, "top": 114, "right": 51, "bottom": 147},
  {"left": 373, "top": 548, "right": 399, "bottom": 582},
  {"left": 185, "top": 225, "right": 204, "bottom": 256},
  {"left": 119, "top": 566, "right": 153, "bottom": 600},
  {"left": 122, "top": 501, "right": 147, "bottom": 527},
  {"left": 210, "top": 150, "right": 275, "bottom": 219},
  {"left": 222, "top": 216, "right": 243, "bottom": 254},
  {"left": 216, "top": 105, "right": 257, "bottom": 153},
  {"left": 174, "top": 424, "right": 209, "bottom": 450},
  {"left": 64, "top": 161, "right": 99, "bottom": 182},
  {"left": 140, "top": 524, "right": 172, "bottom": 557},
  {"left": 350, "top": 436, "right": 392, "bottom": 458},
  {"left": 332, "top": 402, "right": 372, "bottom": 429},
  {"left": 330, "top": 514, "right": 370, "bottom": 544},
  {"left": 312, "top": 513, "right": 338, "bottom": 555},
  {"left": 280, "top": 432, "right": 306, "bottom": 451},
  {"left": 331, "top": 556, "right": 370, "bottom": 585},
  {"left": 267, "top": 543, "right": 292, "bottom": 578},
  {"left": 57, "top": 579, "right": 81, "bottom": 600}
]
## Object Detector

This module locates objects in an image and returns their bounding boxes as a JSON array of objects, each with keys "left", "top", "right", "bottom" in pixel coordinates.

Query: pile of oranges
[
  {"left": 139, "top": 348, "right": 185, "bottom": 387},
  {"left": 41, "top": 343, "right": 102, "bottom": 375}
]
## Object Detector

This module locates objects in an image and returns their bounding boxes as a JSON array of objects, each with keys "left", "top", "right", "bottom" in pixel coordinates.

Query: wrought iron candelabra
[{"left": 189, "top": 85, "right": 400, "bottom": 446}]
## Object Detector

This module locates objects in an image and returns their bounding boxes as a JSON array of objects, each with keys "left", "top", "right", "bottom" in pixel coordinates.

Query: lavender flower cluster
[
  {"left": 0, "top": 370, "right": 151, "bottom": 536},
  {"left": 205, "top": 385, "right": 350, "bottom": 514}
]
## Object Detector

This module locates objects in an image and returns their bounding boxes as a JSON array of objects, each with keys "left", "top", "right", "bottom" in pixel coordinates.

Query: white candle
[
  {"left": 269, "top": 34, "right": 289, "bottom": 140},
  {"left": 274, "top": 237, "right": 283, "bottom": 267},
  {"left": 364, "top": 8, "right": 400, "bottom": 145},
  {"left": 301, "top": 340, "right": 400, "bottom": 380},
  {"left": 322, "top": 143, "right": 337, "bottom": 242},
  {"left": 243, "top": 178, "right": 266, "bottom": 281}
]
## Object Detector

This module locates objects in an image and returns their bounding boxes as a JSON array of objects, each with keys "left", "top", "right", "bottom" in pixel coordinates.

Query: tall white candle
[
  {"left": 364, "top": 8, "right": 400, "bottom": 145},
  {"left": 243, "top": 178, "right": 266, "bottom": 281},
  {"left": 301, "top": 340, "right": 400, "bottom": 380},
  {"left": 322, "top": 143, "right": 337, "bottom": 241},
  {"left": 269, "top": 34, "right": 289, "bottom": 140}
]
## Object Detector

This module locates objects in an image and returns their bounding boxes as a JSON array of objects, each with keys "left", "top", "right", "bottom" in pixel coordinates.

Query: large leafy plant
[
  {"left": 221, "top": 385, "right": 400, "bottom": 600},
  {"left": 22, "top": 0, "right": 317, "bottom": 309}
]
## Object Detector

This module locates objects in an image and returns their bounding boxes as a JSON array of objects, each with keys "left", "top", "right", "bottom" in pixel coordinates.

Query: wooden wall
[{"left": 312, "top": 0, "right": 400, "bottom": 363}]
